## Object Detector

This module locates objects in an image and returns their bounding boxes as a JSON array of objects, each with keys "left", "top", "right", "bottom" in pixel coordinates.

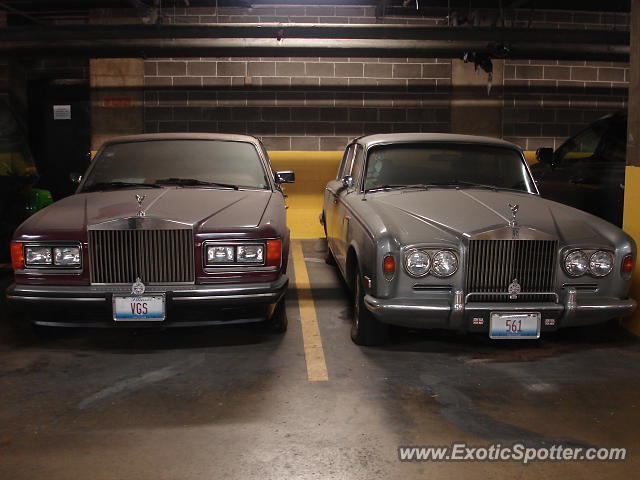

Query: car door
[
  {"left": 333, "top": 145, "right": 365, "bottom": 270},
  {"left": 325, "top": 144, "right": 355, "bottom": 259},
  {"left": 533, "top": 122, "right": 608, "bottom": 213},
  {"left": 576, "top": 118, "right": 627, "bottom": 226}
]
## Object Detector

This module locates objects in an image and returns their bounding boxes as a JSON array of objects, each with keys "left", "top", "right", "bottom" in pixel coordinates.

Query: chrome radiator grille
[
  {"left": 89, "top": 229, "right": 194, "bottom": 284},
  {"left": 465, "top": 239, "right": 557, "bottom": 302}
]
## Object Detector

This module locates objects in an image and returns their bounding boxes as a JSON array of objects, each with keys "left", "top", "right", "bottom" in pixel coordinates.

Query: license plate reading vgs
[
  {"left": 489, "top": 312, "right": 541, "bottom": 339},
  {"left": 113, "top": 295, "right": 165, "bottom": 322}
]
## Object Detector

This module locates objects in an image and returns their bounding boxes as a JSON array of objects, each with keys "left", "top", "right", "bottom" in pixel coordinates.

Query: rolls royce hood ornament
[
  {"left": 508, "top": 203, "right": 519, "bottom": 238},
  {"left": 136, "top": 194, "right": 146, "bottom": 217},
  {"left": 508, "top": 203, "right": 519, "bottom": 227}
]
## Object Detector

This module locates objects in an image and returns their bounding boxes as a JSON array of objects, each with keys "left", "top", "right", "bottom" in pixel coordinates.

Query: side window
[
  {"left": 350, "top": 145, "right": 365, "bottom": 184},
  {"left": 598, "top": 124, "right": 627, "bottom": 163},
  {"left": 337, "top": 144, "right": 355, "bottom": 179},
  {"left": 556, "top": 125, "right": 605, "bottom": 165}
]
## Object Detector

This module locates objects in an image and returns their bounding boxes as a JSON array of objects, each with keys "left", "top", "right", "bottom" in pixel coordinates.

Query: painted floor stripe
[{"left": 292, "top": 239, "right": 329, "bottom": 382}]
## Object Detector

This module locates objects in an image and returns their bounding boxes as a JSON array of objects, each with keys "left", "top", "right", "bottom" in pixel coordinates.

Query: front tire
[
  {"left": 264, "top": 296, "right": 288, "bottom": 333},
  {"left": 351, "top": 271, "right": 388, "bottom": 346}
]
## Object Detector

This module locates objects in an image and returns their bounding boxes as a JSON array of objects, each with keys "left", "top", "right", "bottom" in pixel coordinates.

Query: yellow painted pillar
[
  {"left": 623, "top": 0, "right": 640, "bottom": 334},
  {"left": 624, "top": 167, "right": 640, "bottom": 334}
]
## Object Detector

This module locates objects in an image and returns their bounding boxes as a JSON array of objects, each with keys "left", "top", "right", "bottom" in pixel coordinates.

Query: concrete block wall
[
  {"left": 503, "top": 60, "right": 629, "bottom": 150},
  {"left": 140, "top": 5, "right": 630, "bottom": 151},
  {"left": 143, "top": 56, "right": 451, "bottom": 150},
  {"left": 501, "top": 9, "right": 630, "bottom": 150},
  {"left": 141, "top": 3, "right": 452, "bottom": 150}
]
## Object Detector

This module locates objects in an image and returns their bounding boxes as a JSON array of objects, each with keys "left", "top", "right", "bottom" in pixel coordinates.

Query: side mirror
[
  {"left": 276, "top": 170, "right": 295, "bottom": 184},
  {"left": 70, "top": 173, "right": 83, "bottom": 185},
  {"left": 535, "top": 147, "right": 555, "bottom": 166},
  {"left": 341, "top": 175, "right": 354, "bottom": 189}
]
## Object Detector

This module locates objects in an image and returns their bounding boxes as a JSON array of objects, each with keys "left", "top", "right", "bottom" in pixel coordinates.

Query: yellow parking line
[{"left": 291, "top": 239, "right": 329, "bottom": 382}]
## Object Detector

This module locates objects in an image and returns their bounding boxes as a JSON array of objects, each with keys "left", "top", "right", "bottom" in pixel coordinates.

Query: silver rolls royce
[{"left": 321, "top": 133, "right": 636, "bottom": 345}]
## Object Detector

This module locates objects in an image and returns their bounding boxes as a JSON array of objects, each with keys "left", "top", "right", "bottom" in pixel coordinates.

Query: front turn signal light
[
  {"left": 10, "top": 242, "right": 24, "bottom": 271},
  {"left": 622, "top": 254, "right": 634, "bottom": 275},
  {"left": 383, "top": 254, "right": 396, "bottom": 280},
  {"left": 266, "top": 239, "right": 282, "bottom": 267}
]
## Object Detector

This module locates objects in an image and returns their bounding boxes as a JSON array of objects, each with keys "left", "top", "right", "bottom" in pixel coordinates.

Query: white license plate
[
  {"left": 489, "top": 312, "right": 541, "bottom": 339},
  {"left": 113, "top": 295, "right": 165, "bottom": 322}
]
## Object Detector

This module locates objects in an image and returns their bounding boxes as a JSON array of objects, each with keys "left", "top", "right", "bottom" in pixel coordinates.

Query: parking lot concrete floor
[{"left": 1, "top": 239, "right": 640, "bottom": 480}]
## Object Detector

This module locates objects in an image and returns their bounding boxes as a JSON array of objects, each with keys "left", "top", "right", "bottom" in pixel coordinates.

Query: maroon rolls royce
[{"left": 6, "top": 133, "right": 294, "bottom": 331}]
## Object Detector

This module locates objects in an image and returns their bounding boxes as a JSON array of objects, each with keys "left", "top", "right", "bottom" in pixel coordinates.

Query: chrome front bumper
[
  {"left": 5, "top": 276, "right": 288, "bottom": 327},
  {"left": 363, "top": 288, "right": 637, "bottom": 331}
]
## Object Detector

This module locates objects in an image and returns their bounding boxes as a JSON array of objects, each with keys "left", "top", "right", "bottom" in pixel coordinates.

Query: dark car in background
[
  {"left": 7, "top": 133, "right": 294, "bottom": 331},
  {"left": 531, "top": 111, "right": 627, "bottom": 227}
]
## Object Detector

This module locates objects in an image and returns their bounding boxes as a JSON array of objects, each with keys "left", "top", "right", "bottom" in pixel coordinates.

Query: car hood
[
  {"left": 366, "top": 188, "right": 616, "bottom": 246},
  {"left": 16, "top": 187, "right": 272, "bottom": 236}
]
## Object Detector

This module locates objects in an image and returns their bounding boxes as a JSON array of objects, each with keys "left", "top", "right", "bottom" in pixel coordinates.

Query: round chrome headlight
[
  {"left": 405, "top": 250, "right": 430, "bottom": 277},
  {"left": 589, "top": 250, "right": 614, "bottom": 277},
  {"left": 564, "top": 250, "right": 589, "bottom": 277},
  {"left": 431, "top": 250, "right": 458, "bottom": 277}
]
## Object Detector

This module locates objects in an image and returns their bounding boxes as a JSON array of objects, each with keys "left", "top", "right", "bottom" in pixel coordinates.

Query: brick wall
[{"left": 137, "top": 5, "right": 632, "bottom": 151}]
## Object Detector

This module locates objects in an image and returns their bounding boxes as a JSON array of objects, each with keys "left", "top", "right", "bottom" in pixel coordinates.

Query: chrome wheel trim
[{"left": 353, "top": 275, "right": 360, "bottom": 332}]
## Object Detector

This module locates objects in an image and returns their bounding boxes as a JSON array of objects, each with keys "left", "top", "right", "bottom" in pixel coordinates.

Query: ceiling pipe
[{"left": 0, "top": 23, "right": 629, "bottom": 61}]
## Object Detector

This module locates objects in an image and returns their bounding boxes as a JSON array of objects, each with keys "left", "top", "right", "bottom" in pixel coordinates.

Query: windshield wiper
[
  {"left": 366, "top": 182, "right": 481, "bottom": 192},
  {"left": 154, "top": 178, "right": 239, "bottom": 190},
  {"left": 365, "top": 181, "right": 528, "bottom": 193},
  {"left": 365, "top": 184, "right": 418, "bottom": 192},
  {"left": 435, "top": 181, "right": 498, "bottom": 190},
  {"left": 82, "top": 181, "right": 162, "bottom": 192}
]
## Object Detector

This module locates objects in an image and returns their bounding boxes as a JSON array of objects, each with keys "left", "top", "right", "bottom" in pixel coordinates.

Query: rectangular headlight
[
  {"left": 237, "top": 244, "right": 264, "bottom": 263},
  {"left": 207, "top": 245, "right": 234, "bottom": 264},
  {"left": 25, "top": 247, "right": 52, "bottom": 265},
  {"left": 53, "top": 247, "right": 81, "bottom": 266}
]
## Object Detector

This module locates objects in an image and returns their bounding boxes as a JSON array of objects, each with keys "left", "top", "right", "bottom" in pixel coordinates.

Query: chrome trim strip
[
  {"left": 6, "top": 295, "right": 106, "bottom": 303},
  {"left": 173, "top": 293, "right": 276, "bottom": 302},
  {"left": 562, "top": 283, "right": 598, "bottom": 292},
  {"left": 469, "top": 226, "right": 556, "bottom": 241},
  {"left": 465, "top": 291, "right": 559, "bottom": 303},
  {"left": 88, "top": 216, "right": 193, "bottom": 230},
  {"left": 412, "top": 285, "right": 452, "bottom": 291}
]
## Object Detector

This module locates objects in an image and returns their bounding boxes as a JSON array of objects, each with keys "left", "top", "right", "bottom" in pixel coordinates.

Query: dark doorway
[{"left": 27, "top": 79, "right": 91, "bottom": 201}]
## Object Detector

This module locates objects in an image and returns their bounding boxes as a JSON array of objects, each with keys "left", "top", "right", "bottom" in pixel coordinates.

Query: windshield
[
  {"left": 363, "top": 143, "right": 536, "bottom": 193},
  {"left": 82, "top": 139, "right": 270, "bottom": 191}
]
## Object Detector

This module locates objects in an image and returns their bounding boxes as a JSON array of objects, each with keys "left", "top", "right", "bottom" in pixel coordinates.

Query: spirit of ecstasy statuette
[
  {"left": 136, "top": 194, "right": 146, "bottom": 217},
  {"left": 508, "top": 203, "right": 519, "bottom": 239}
]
